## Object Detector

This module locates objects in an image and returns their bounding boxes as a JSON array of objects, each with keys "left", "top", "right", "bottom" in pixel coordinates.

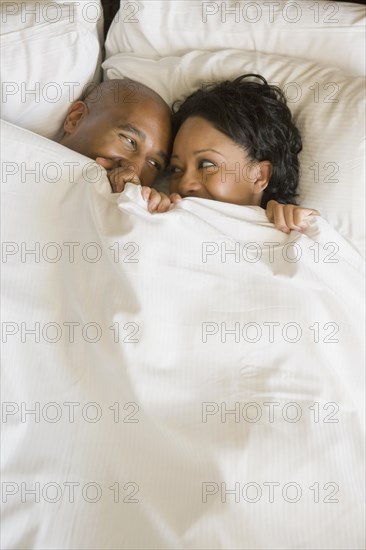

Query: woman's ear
[
  {"left": 252, "top": 160, "right": 273, "bottom": 194},
  {"left": 63, "top": 101, "right": 88, "bottom": 134}
]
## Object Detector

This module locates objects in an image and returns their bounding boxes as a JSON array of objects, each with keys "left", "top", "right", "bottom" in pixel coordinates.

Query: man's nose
[
  {"left": 117, "top": 157, "right": 157, "bottom": 187},
  {"left": 117, "top": 157, "right": 142, "bottom": 176}
]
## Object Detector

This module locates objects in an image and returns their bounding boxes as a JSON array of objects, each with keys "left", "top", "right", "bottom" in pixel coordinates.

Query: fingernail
[{"left": 141, "top": 188, "right": 149, "bottom": 201}]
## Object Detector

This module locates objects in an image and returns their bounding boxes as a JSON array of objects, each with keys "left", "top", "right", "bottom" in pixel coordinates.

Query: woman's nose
[{"left": 177, "top": 170, "right": 203, "bottom": 195}]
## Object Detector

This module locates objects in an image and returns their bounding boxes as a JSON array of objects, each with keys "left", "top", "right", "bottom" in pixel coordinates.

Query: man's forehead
[
  {"left": 96, "top": 83, "right": 160, "bottom": 109},
  {"left": 100, "top": 97, "right": 169, "bottom": 127}
]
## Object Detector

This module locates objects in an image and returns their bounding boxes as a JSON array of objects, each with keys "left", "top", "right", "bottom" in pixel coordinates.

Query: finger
[
  {"left": 170, "top": 193, "right": 183, "bottom": 204},
  {"left": 95, "top": 157, "right": 115, "bottom": 170},
  {"left": 156, "top": 193, "right": 172, "bottom": 213},
  {"left": 108, "top": 171, "right": 125, "bottom": 194},
  {"left": 117, "top": 162, "right": 141, "bottom": 185},
  {"left": 283, "top": 204, "right": 298, "bottom": 230},
  {"left": 284, "top": 205, "right": 315, "bottom": 232},
  {"left": 109, "top": 167, "right": 141, "bottom": 193},
  {"left": 293, "top": 208, "right": 320, "bottom": 228},
  {"left": 119, "top": 168, "right": 140, "bottom": 186},
  {"left": 109, "top": 180, "right": 117, "bottom": 193},
  {"left": 147, "top": 188, "right": 162, "bottom": 212},
  {"left": 127, "top": 173, "right": 141, "bottom": 185},
  {"left": 141, "top": 186, "right": 152, "bottom": 202},
  {"left": 272, "top": 205, "right": 290, "bottom": 233},
  {"left": 109, "top": 169, "right": 134, "bottom": 193}
]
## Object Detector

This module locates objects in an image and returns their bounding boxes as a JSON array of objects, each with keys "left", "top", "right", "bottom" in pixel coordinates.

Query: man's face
[{"left": 60, "top": 91, "right": 172, "bottom": 187}]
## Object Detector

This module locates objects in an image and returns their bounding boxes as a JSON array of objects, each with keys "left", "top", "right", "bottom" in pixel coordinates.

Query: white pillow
[
  {"left": 103, "top": 49, "right": 365, "bottom": 255},
  {"left": 0, "top": 0, "right": 104, "bottom": 37},
  {"left": 0, "top": 1, "right": 102, "bottom": 139},
  {"left": 105, "top": 0, "right": 366, "bottom": 77}
]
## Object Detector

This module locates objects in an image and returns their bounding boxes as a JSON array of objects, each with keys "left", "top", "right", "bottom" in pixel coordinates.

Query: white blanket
[{"left": 1, "top": 120, "right": 365, "bottom": 549}]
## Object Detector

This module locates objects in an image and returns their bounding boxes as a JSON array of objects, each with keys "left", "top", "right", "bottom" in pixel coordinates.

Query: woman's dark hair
[{"left": 172, "top": 74, "right": 302, "bottom": 207}]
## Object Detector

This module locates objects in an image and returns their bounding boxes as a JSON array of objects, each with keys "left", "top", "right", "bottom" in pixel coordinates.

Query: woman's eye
[
  {"left": 170, "top": 166, "right": 182, "bottom": 174},
  {"left": 199, "top": 159, "right": 215, "bottom": 169}
]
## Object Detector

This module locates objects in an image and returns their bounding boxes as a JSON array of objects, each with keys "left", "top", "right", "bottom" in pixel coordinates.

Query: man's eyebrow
[
  {"left": 117, "top": 124, "right": 146, "bottom": 142},
  {"left": 171, "top": 148, "right": 224, "bottom": 159}
]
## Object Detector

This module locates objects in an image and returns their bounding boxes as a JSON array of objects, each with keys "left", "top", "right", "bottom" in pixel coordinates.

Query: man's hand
[
  {"left": 109, "top": 166, "right": 141, "bottom": 193},
  {"left": 95, "top": 157, "right": 172, "bottom": 213},
  {"left": 96, "top": 158, "right": 141, "bottom": 194},
  {"left": 266, "top": 200, "right": 320, "bottom": 233}
]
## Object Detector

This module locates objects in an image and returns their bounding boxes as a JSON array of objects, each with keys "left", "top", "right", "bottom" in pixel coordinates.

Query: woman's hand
[
  {"left": 169, "top": 193, "right": 183, "bottom": 204},
  {"left": 141, "top": 187, "right": 172, "bottom": 213},
  {"left": 266, "top": 200, "right": 320, "bottom": 233}
]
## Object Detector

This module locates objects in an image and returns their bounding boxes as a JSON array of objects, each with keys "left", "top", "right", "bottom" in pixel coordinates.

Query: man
[{"left": 59, "top": 78, "right": 173, "bottom": 212}]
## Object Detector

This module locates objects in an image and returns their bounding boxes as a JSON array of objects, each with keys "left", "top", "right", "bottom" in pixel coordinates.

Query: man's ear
[
  {"left": 252, "top": 160, "right": 273, "bottom": 194},
  {"left": 63, "top": 101, "right": 89, "bottom": 134}
]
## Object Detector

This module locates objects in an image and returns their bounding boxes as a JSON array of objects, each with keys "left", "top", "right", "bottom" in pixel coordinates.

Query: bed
[{"left": 1, "top": 1, "right": 365, "bottom": 548}]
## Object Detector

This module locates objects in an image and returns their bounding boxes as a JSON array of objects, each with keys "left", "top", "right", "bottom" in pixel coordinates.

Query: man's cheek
[{"left": 141, "top": 170, "right": 155, "bottom": 188}]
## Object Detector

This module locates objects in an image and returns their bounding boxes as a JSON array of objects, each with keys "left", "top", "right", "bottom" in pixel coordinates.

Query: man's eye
[
  {"left": 148, "top": 159, "right": 161, "bottom": 171},
  {"left": 199, "top": 159, "right": 215, "bottom": 169},
  {"left": 119, "top": 134, "right": 136, "bottom": 149}
]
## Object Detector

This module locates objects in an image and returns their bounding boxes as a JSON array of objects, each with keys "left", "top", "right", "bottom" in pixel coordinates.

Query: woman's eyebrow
[
  {"left": 171, "top": 149, "right": 224, "bottom": 159},
  {"left": 193, "top": 148, "right": 223, "bottom": 156}
]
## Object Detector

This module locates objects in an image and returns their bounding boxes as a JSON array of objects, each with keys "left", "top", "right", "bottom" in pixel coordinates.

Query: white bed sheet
[{"left": 1, "top": 120, "right": 365, "bottom": 549}]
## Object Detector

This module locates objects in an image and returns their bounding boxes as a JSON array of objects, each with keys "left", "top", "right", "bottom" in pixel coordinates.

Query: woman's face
[{"left": 169, "top": 116, "right": 270, "bottom": 206}]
